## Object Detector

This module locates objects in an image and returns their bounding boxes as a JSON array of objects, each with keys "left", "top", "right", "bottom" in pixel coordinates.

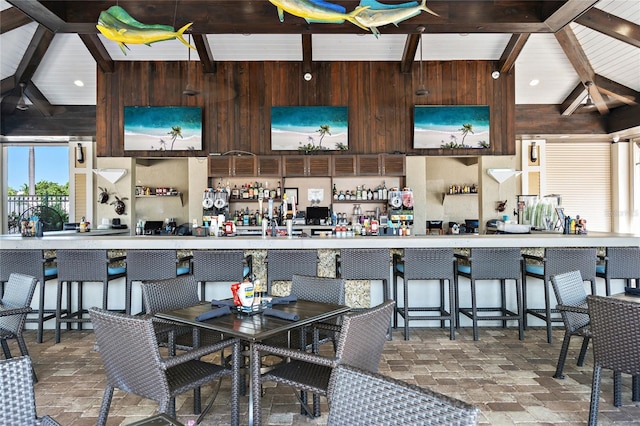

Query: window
[{"left": 545, "top": 141, "right": 611, "bottom": 232}]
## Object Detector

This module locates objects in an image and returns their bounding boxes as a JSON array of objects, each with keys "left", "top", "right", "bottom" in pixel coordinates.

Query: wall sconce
[
  {"left": 76, "top": 143, "right": 85, "bottom": 164},
  {"left": 491, "top": 71, "right": 500, "bottom": 80},
  {"left": 530, "top": 141, "right": 538, "bottom": 163},
  {"left": 303, "top": 72, "right": 312, "bottom": 81}
]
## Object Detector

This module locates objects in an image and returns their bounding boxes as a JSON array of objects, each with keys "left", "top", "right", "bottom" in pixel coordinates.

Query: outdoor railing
[{"left": 7, "top": 195, "right": 69, "bottom": 234}]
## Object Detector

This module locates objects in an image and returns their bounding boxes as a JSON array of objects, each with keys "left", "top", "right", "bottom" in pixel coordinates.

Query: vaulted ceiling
[{"left": 1, "top": 0, "right": 639, "bottom": 134}]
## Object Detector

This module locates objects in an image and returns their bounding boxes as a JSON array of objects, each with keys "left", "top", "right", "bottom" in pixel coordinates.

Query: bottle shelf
[
  {"left": 332, "top": 199, "right": 387, "bottom": 203},
  {"left": 136, "top": 193, "right": 183, "bottom": 206},
  {"left": 441, "top": 192, "right": 477, "bottom": 204}
]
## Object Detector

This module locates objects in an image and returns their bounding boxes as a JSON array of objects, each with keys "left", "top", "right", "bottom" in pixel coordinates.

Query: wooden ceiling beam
[
  {"left": 400, "top": 33, "right": 420, "bottom": 74},
  {"left": 6, "top": 1, "right": 575, "bottom": 35},
  {"left": 497, "top": 33, "right": 530, "bottom": 74},
  {"left": 555, "top": 26, "right": 608, "bottom": 115},
  {"left": 576, "top": 8, "right": 640, "bottom": 49},
  {"left": 1, "top": 76, "right": 16, "bottom": 95},
  {"left": 78, "top": 33, "right": 114, "bottom": 73},
  {"left": 5, "top": 0, "right": 67, "bottom": 32},
  {"left": 594, "top": 74, "right": 639, "bottom": 106},
  {"left": 15, "top": 24, "right": 54, "bottom": 84},
  {"left": 23, "top": 83, "right": 66, "bottom": 117},
  {"left": 0, "top": 6, "right": 32, "bottom": 34},
  {"left": 302, "top": 34, "right": 312, "bottom": 74},
  {"left": 560, "top": 82, "right": 587, "bottom": 116},
  {"left": 192, "top": 34, "right": 216, "bottom": 74},
  {"left": 542, "top": 0, "right": 599, "bottom": 32}
]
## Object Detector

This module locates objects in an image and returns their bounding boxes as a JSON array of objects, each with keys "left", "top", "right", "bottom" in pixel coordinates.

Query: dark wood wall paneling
[{"left": 96, "top": 60, "right": 515, "bottom": 157}]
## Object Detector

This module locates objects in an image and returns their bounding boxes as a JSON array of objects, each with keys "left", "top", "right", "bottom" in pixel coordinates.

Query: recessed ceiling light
[
  {"left": 459, "top": 33, "right": 469, "bottom": 37},
  {"left": 74, "top": 80, "right": 84, "bottom": 87},
  {"left": 529, "top": 79, "right": 539, "bottom": 86}
]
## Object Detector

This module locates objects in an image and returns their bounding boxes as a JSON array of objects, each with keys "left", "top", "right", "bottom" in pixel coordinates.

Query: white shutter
[{"left": 546, "top": 142, "right": 611, "bottom": 232}]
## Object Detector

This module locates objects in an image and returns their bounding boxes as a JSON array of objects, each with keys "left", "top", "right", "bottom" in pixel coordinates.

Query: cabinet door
[
  {"left": 332, "top": 155, "right": 356, "bottom": 176},
  {"left": 307, "top": 156, "right": 331, "bottom": 176},
  {"left": 209, "top": 157, "right": 231, "bottom": 176},
  {"left": 283, "top": 156, "right": 306, "bottom": 176},
  {"left": 257, "top": 156, "right": 282, "bottom": 176},
  {"left": 357, "top": 155, "right": 381, "bottom": 175},
  {"left": 381, "top": 155, "right": 405, "bottom": 176},
  {"left": 232, "top": 157, "right": 257, "bottom": 176}
]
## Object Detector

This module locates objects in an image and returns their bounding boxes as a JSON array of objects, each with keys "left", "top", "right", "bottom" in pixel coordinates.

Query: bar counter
[{"left": 1, "top": 231, "right": 639, "bottom": 250}]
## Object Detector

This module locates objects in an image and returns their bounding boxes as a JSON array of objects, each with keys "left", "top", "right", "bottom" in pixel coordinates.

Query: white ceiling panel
[
  {"left": 420, "top": 34, "right": 512, "bottom": 60},
  {"left": 0, "top": 22, "right": 37, "bottom": 79},
  {"left": 515, "top": 34, "right": 579, "bottom": 104},
  {"left": 208, "top": 34, "right": 302, "bottom": 61},
  {"left": 32, "top": 34, "right": 97, "bottom": 105},
  {"left": 573, "top": 23, "right": 640, "bottom": 91},
  {"left": 313, "top": 34, "right": 407, "bottom": 61}
]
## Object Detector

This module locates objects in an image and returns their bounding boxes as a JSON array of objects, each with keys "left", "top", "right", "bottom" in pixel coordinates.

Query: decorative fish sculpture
[
  {"left": 96, "top": 6, "right": 195, "bottom": 55},
  {"left": 355, "top": 0, "right": 439, "bottom": 37},
  {"left": 268, "top": 0, "right": 371, "bottom": 31}
]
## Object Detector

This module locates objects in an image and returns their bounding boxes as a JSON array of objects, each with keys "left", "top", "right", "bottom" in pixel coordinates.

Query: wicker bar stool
[
  {"left": 125, "top": 250, "right": 190, "bottom": 315},
  {"left": 523, "top": 248, "right": 597, "bottom": 343},
  {"left": 596, "top": 247, "right": 640, "bottom": 295},
  {"left": 192, "top": 250, "right": 252, "bottom": 302},
  {"left": 455, "top": 248, "right": 524, "bottom": 341},
  {"left": 0, "top": 250, "right": 57, "bottom": 343},
  {"left": 265, "top": 249, "right": 318, "bottom": 295},
  {"left": 392, "top": 248, "right": 456, "bottom": 340},
  {"left": 54, "top": 250, "right": 126, "bottom": 343},
  {"left": 336, "top": 248, "right": 391, "bottom": 308}
]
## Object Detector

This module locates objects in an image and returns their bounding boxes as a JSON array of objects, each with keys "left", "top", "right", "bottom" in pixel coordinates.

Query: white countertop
[{"left": 1, "top": 231, "right": 638, "bottom": 250}]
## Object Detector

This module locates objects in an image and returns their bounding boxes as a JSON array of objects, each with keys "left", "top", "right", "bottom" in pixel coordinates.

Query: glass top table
[{"left": 156, "top": 300, "right": 350, "bottom": 426}]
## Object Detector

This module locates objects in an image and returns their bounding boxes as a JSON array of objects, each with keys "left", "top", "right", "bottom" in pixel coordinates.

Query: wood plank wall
[{"left": 96, "top": 60, "right": 515, "bottom": 158}]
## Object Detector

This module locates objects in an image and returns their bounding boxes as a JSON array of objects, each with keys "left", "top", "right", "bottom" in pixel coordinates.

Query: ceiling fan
[
  {"left": 415, "top": 26, "right": 429, "bottom": 97},
  {"left": 183, "top": 34, "right": 199, "bottom": 97}
]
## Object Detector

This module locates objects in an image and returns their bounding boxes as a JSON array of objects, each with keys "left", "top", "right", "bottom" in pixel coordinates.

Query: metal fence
[{"left": 7, "top": 195, "right": 69, "bottom": 234}]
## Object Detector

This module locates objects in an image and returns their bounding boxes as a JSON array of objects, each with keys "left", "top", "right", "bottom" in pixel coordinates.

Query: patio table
[{"left": 156, "top": 299, "right": 350, "bottom": 426}]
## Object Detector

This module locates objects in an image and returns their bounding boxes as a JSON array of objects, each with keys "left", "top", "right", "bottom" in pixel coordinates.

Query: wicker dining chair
[
  {"left": 191, "top": 250, "right": 253, "bottom": 301},
  {"left": 327, "top": 364, "right": 480, "bottom": 426},
  {"left": 0, "top": 356, "right": 61, "bottom": 426},
  {"left": 252, "top": 300, "right": 395, "bottom": 419},
  {"left": 587, "top": 295, "right": 640, "bottom": 426},
  {"left": 141, "top": 275, "right": 223, "bottom": 354},
  {"left": 0, "top": 273, "right": 38, "bottom": 381},
  {"left": 550, "top": 271, "right": 591, "bottom": 379},
  {"left": 596, "top": 247, "right": 640, "bottom": 295},
  {"left": 89, "top": 307, "right": 241, "bottom": 426},
  {"left": 0, "top": 250, "right": 58, "bottom": 343}
]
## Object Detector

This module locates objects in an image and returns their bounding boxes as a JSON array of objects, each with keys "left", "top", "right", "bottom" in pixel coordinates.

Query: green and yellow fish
[
  {"left": 268, "top": 0, "right": 371, "bottom": 31},
  {"left": 96, "top": 6, "right": 195, "bottom": 55}
]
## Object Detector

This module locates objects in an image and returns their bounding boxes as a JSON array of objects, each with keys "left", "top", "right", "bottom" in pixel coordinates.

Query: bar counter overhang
[{"left": 2, "top": 231, "right": 639, "bottom": 250}]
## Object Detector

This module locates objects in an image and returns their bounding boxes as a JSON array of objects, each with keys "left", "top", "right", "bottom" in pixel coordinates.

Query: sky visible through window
[{"left": 7, "top": 146, "right": 69, "bottom": 191}]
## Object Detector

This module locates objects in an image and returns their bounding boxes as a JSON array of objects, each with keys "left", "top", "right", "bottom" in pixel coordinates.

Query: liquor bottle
[
  {"left": 382, "top": 181, "right": 388, "bottom": 200},
  {"left": 232, "top": 185, "right": 239, "bottom": 199},
  {"left": 276, "top": 181, "right": 281, "bottom": 199}
]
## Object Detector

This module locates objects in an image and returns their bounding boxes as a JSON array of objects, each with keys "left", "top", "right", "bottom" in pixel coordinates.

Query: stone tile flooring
[{"left": 9, "top": 327, "right": 640, "bottom": 425}]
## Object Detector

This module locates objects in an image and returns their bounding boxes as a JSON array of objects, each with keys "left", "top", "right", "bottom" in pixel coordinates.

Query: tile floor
[{"left": 10, "top": 326, "right": 640, "bottom": 425}]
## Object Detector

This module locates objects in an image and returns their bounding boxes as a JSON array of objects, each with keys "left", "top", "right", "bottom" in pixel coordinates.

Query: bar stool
[
  {"left": 55, "top": 250, "right": 127, "bottom": 343},
  {"left": 125, "top": 250, "right": 190, "bottom": 315},
  {"left": 192, "top": 250, "right": 253, "bottom": 302},
  {"left": 455, "top": 248, "right": 524, "bottom": 341},
  {"left": 522, "top": 248, "right": 597, "bottom": 343},
  {"left": 336, "top": 248, "right": 391, "bottom": 308},
  {"left": 265, "top": 250, "right": 318, "bottom": 295},
  {"left": 596, "top": 247, "right": 640, "bottom": 295},
  {"left": 0, "top": 250, "right": 58, "bottom": 343},
  {"left": 392, "top": 248, "right": 456, "bottom": 340}
]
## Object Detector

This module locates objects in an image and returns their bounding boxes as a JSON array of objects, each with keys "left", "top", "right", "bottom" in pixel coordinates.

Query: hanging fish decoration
[
  {"left": 268, "top": 0, "right": 371, "bottom": 31},
  {"left": 96, "top": 6, "right": 195, "bottom": 55},
  {"left": 354, "top": 0, "right": 439, "bottom": 38}
]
